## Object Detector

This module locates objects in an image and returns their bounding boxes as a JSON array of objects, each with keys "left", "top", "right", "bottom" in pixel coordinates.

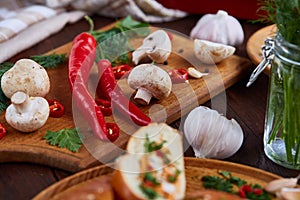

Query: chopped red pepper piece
[
  {"left": 168, "top": 68, "right": 188, "bottom": 83},
  {"left": 47, "top": 99, "right": 65, "bottom": 118},
  {"left": 112, "top": 64, "right": 132, "bottom": 79},
  {"left": 95, "top": 99, "right": 112, "bottom": 116},
  {"left": 0, "top": 123, "right": 6, "bottom": 140},
  {"left": 106, "top": 123, "right": 120, "bottom": 142}
]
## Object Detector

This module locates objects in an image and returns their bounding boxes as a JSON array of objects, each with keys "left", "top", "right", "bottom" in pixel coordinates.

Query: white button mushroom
[
  {"left": 5, "top": 91, "right": 50, "bottom": 132},
  {"left": 132, "top": 30, "right": 172, "bottom": 65},
  {"left": 1, "top": 58, "right": 50, "bottom": 99},
  {"left": 127, "top": 64, "right": 172, "bottom": 105}
]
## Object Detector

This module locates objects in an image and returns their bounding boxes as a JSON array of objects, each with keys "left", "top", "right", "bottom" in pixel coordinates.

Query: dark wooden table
[{"left": 0, "top": 14, "right": 299, "bottom": 200}]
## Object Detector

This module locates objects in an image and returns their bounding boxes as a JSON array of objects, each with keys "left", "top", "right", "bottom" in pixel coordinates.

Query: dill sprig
[{"left": 257, "top": 0, "right": 300, "bottom": 45}]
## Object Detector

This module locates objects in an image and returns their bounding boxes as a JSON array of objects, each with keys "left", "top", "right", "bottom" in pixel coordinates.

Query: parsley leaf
[
  {"left": 44, "top": 128, "right": 83, "bottom": 152},
  {"left": 144, "top": 134, "right": 166, "bottom": 153}
]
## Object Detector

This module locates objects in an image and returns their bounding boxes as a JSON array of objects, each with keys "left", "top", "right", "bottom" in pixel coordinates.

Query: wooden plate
[
  {"left": 33, "top": 157, "right": 280, "bottom": 200},
  {"left": 0, "top": 22, "right": 252, "bottom": 172},
  {"left": 246, "top": 24, "right": 277, "bottom": 75}
]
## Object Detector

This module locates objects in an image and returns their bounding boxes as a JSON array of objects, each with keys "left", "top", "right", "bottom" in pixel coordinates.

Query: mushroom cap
[
  {"left": 128, "top": 64, "right": 172, "bottom": 100},
  {"left": 132, "top": 30, "right": 172, "bottom": 64},
  {"left": 1, "top": 58, "right": 50, "bottom": 98}
]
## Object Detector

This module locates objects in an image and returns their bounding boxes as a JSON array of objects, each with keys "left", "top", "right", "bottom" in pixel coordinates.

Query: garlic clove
[
  {"left": 279, "top": 187, "right": 300, "bottom": 200},
  {"left": 194, "top": 39, "right": 236, "bottom": 64},
  {"left": 187, "top": 67, "right": 208, "bottom": 78},
  {"left": 265, "top": 176, "right": 299, "bottom": 194}
]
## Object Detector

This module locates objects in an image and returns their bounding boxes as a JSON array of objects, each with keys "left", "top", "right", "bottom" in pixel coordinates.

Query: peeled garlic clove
[
  {"left": 279, "top": 187, "right": 300, "bottom": 200},
  {"left": 187, "top": 67, "right": 208, "bottom": 78},
  {"left": 194, "top": 39, "right": 236, "bottom": 64},
  {"left": 265, "top": 177, "right": 299, "bottom": 194}
]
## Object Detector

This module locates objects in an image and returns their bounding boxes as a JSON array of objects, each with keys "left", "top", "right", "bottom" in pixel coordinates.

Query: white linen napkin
[
  {"left": 0, "top": 10, "right": 85, "bottom": 63},
  {"left": 30, "top": 0, "right": 187, "bottom": 22}
]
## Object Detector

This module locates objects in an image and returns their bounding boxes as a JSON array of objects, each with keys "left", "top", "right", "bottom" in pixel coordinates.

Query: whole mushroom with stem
[
  {"left": 132, "top": 30, "right": 172, "bottom": 65},
  {"left": 5, "top": 91, "right": 50, "bottom": 132},
  {"left": 127, "top": 63, "right": 172, "bottom": 105}
]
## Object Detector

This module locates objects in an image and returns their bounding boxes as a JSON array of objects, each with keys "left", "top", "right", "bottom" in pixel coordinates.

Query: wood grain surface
[
  {"left": 0, "top": 22, "right": 252, "bottom": 172},
  {"left": 246, "top": 24, "right": 277, "bottom": 75},
  {"left": 33, "top": 157, "right": 281, "bottom": 200}
]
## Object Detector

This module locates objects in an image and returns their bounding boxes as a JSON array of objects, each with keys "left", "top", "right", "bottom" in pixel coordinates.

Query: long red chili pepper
[
  {"left": 68, "top": 32, "right": 119, "bottom": 141},
  {"left": 97, "top": 59, "right": 151, "bottom": 126},
  {"left": 0, "top": 123, "right": 6, "bottom": 140}
]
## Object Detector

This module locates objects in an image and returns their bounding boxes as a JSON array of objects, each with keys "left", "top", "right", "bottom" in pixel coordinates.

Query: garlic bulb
[
  {"left": 190, "top": 10, "right": 244, "bottom": 46},
  {"left": 183, "top": 106, "right": 243, "bottom": 159}
]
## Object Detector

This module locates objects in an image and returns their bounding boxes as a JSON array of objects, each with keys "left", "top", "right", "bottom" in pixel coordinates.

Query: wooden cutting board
[
  {"left": 0, "top": 23, "right": 252, "bottom": 172},
  {"left": 33, "top": 157, "right": 280, "bottom": 200}
]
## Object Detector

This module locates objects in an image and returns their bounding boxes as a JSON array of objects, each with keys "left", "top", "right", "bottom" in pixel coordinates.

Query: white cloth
[
  {"left": 0, "top": 10, "right": 85, "bottom": 63},
  {"left": 30, "top": 0, "right": 188, "bottom": 22}
]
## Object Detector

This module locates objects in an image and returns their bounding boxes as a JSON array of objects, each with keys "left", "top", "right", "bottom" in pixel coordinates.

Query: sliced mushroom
[
  {"left": 132, "top": 30, "right": 172, "bottom": 64},
  {"left": 1, "top": 58, "right": 50, "bottom": 99},
  {"left": 194, "top": 39, "right": 235, "bottom": 64},
  {"left": 5, "top": 91, "right": 50, "bottom": 132},
  {"left": 127, "top": 64, "right": 172, "bottom": 105}
]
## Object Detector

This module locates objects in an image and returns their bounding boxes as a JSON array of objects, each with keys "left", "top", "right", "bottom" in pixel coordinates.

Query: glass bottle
[{"left": 264, "top": 33, "right": 300, "bottom": 169}]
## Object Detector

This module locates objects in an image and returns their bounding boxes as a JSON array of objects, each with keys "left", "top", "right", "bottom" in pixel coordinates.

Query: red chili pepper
[
  {"left": 113, "top": 64, "right": 132, "bottom": 79},
  {"left": 253, "top": 188, "right": 263, "bottom": 195},
  {"left": 68, "top": 32, "right": 119, "bottom": 141},
  {"left": 97, "top": 59, "right": 151, "bottom": 126},
  {"left": 106, "top": 123, "right": 120, "bottom": 142},
  {"left": 95, "top": 99, "right": 112, "bottom": 116},
  {"left": 168, "top": 68, "right": 188, "bottom": 83},
  {"left": 238, "top": 187, "right": 246, "bottom": 198},
  {"left": 47, "top": 99, "right": 65, "bottom": 118},
  {"left": 0, "top": 123, "right": 6, "bottom": 140}
]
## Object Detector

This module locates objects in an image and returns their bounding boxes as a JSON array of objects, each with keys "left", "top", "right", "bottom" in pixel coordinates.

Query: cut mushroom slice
[
  {"left": 127, "top": 64, "right": 172, "bottom": 105},
  {"left": 194, "top": 39, "right": 236, "bottom": 64},
  {"left": 132, "top": 30, "right": 172, "bottom": 64}
]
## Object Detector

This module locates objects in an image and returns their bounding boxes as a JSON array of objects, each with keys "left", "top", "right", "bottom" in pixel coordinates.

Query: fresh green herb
[
  {"left": 257, "top": 1, "right": 300, "bottom": 166},
  {"left": 139, "top": 185, "right": 158, "bottom": 199},
  {"left": 140, "top": 172, "right": 160, "bottom": 199},
  {"left": 143, "top": 172, "right": 161, "bottom": 186},
  {"left": 144, "top": 134, "right": 166, "bottom": 153},
  {"left": 30, "top": 53, "right": 67, "bottom": 68},
  {"left": 257, "top": 0, "right": 300, "bottom": 45},
  {"left": 92, "top": 16, "right": 150, "bottom": 66},
  {"left": 201, "top": 171, "right": 272, "bottom": 199},
  {"left": 167, "top": 169, "right": 181, "bottom": 183},
  {"left": 0, "top": 62, "right": 13, "bottom": 112},
  {"left": 44, "top": 128, "right": 82, "bottom": 152}
]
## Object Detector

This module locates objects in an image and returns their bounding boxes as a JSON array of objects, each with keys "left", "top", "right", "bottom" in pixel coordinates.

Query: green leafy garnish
[
  {"left": 201, "top": 171, "right": 272, "bottom": 199},
  {"left": 257, "top": 0, "right": 300, "bottom": 45},
  {"left": 0, "top": 62, "right": 13, "bottom": 112},
  {"left": 44, "top": 128, "right": 83, "bottom": 152},
  {"left": 30, "top": 53, "right": 67, "bottom": 68},
  {"left": 144, "top": 134, "right": 166, "bottom": 153},
  {"left": 92, "top": 16, "right": 150, "bottom": 66}
]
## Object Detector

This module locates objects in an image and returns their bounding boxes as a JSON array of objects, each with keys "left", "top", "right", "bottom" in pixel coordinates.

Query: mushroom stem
[
  {"left": 134, "top": 88, "right": 153, "bottom": 105},
  {"left": 11, "top": 91, "right": 30, "bottom": 114}
]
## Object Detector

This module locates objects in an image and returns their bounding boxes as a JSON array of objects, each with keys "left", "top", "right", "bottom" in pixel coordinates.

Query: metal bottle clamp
[{"left": 246, "top": 38, "right": 275, "bottom": 87}]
